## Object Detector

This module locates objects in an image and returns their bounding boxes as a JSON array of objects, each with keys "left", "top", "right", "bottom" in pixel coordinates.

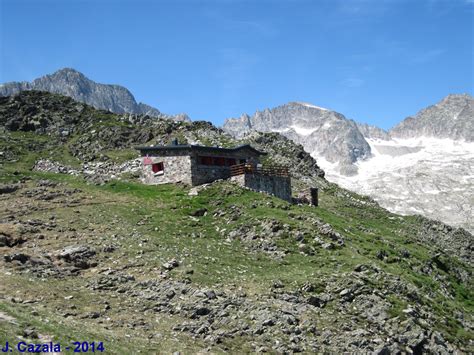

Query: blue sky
[{"left": 1, "top": 0, "right": 473, "bottom": 129}]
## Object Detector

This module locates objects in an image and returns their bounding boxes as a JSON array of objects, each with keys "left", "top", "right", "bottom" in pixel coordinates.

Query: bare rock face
[
  {"left": 0, "top": 68, "right": 190, "bottom": 122},
  {"left": 355, "top": 122, "right": 391, "bottom": 140},
  {"left": 390, "top": 94, "right": 473, "bottom": 141},
  {"left": 224, "top": 102, "right": 371, "bottom": 176}
]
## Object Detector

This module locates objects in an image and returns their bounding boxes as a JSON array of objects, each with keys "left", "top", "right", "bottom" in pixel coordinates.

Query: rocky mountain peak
[
  {"left": 56, "top": 67, "right": 81, "bottom": 74},
  {"left": 443, "top": 93, "right": 471, "bottom": 100},
  {"left": 291, "top": 101, "right": 330, "bottom": 111},
  {"left": 0, "top": 68, "right": 190, "bottom": 122},
  {"left": 32, "top": 68, "right": 98, "bottom": 91},
  {"left": 356, "top": 122, "right": 391, "bottom": 140},
  {"left": 223, "top": 102, "right": 371, "bottom": 176},
  {"left": 389, "top": 94, "right": 473, "bottom": 141},
  {"left": 49, "top": 67, "right": 85, "bottom": 77}
]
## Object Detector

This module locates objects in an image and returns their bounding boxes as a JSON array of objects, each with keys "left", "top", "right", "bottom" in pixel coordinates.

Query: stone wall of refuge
[
  {"left": 141, "top": 152, "right": 192, "bottom": 185},
  {"left": 231, "top": 173, "right": 292, "bottom": 202}
]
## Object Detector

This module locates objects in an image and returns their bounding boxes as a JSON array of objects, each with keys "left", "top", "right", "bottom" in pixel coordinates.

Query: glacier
[{"left": 316, "top": 137, "right": 474, "bottom": 233}]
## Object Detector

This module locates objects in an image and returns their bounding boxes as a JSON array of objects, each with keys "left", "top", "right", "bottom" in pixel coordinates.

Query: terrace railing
[{"left": 230, "top": 163, "right": 289, "bottom": 177}]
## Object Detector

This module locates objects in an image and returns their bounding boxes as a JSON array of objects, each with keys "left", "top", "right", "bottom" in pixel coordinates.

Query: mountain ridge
[
  {"left": 0, "top": 68, "right": 190, "bottom": 122},
  {"left": 223, "top": 101, "right": 372, "bottom": 176},
  {"left": 223, "top": 93, "right": 473, "bottom": 170},
  {"left": 389, "top": 93, "right": 473, "bottom": 141}
]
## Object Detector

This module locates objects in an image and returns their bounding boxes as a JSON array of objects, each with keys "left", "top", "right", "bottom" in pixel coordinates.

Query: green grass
[
  {"left": 1, "top": 160, "right": 472, "bottom": 351},
  {"left": 102, "top": 148, "right": 139, "bottom": 163}
]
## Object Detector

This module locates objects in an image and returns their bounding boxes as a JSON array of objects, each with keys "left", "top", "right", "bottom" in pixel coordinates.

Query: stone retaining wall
[{"left": 231, "top": 173, "right": 292, "bottom": 202}]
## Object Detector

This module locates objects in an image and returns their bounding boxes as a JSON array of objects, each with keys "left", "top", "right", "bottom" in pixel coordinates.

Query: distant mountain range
[
  {"left": 224, "top": 94, "right": 474, "bottom": 232},
  {"left": 0, "top": 68, "right": 190, "bottom": 122},
  {"left": 223, "top": 94, "right": 473, "bottom": 175}
]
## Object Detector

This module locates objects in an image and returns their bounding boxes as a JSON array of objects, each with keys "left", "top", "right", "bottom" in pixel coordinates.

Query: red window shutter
[
  {"left": 214, "top": 157, "right": 225, "bottom": 166},
  {"left": 152, "top": 162, "right": 164, "bottom": 173}
]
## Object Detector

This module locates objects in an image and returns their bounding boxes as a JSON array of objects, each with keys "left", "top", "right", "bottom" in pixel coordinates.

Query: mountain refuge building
[{"left": 135, "top": 142, "right": 292, "bottom": 201}]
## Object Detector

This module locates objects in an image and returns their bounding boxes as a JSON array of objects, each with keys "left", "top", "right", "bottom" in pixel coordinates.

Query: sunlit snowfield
[{"left": 317, "top": 137, "right": 474, "bottom": 233}]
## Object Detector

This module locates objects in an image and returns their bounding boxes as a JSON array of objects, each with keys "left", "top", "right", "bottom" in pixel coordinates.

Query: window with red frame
[
  {"left": 198, "top": 156, "right": 237, "bottom": 167},
  {"left": 152, "top": 162, "right": 164, "bottom": 173},
  {"left": 199, "top": 156, "right": 213, "bottom": 165},
  {"left": 214, "top": 157, "right": 226, "bottom": 166}
]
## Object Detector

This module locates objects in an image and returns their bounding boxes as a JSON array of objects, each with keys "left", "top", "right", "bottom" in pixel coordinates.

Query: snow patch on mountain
[
  {"left": 290, "top": 125, "right": 318, "bottom": 136},
  {"left": 294, "top": 102, "right": 329, "bottom": 111},
  {"left": 316, "top": 137, "right": 474, "bottom": 233}
]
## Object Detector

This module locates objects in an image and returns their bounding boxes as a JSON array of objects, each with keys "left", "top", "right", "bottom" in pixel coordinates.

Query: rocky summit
[
  {"left": 0, "top": 68, "right": 190, "bottom": 121},
  {"left": 0, "top": 91, "right": 473, "bottom": 353},
  {"left": 224, "top": 102, "right": 371, "bottom": 176},
  {"left": 390, "top": 94, "right": 474, "bottom": 141}
]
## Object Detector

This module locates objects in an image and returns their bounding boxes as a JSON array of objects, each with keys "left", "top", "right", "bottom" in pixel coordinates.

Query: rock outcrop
[
  {"left": 243, "top": 131, "right": 325, "bottom": 179},
  {"left": 355, "top": 122, "right": 391, "bottom": 140}
]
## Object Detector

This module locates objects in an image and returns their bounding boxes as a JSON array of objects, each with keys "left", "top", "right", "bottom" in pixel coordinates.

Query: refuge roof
[{"left": 135, "top": 144, "right": 266, "bottom": 156}]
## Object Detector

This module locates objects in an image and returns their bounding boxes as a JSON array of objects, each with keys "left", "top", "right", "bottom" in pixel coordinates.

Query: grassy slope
[{"left": 0, "top": 162, "right": 472, "bottom": 352}]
